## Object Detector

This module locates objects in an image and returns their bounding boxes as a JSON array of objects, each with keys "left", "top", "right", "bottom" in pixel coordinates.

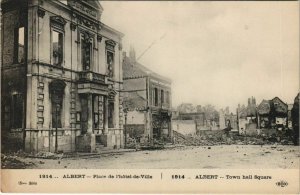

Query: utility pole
[
  {"left": 55, "top": 104, "right": 60, "bottom": 153},
  {"left": 123, "top": 108, "right": 128, "bottom": 148}
]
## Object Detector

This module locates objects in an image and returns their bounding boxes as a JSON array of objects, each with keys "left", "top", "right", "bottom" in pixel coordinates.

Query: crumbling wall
[
  {"left": 238, "top": 118, "right": 247, "bottom": 134},
  {"left": 2, "top": 9, "right": 19, "bottom": 66},
  {"left": 244, "top": 123, "right": 258, "bottom": 136},
  {"left": 172, "top": 120, "right": 196, "bottom": 135},
  {"left": 127, "top": 110, "right": 145, "bottom": 124}
]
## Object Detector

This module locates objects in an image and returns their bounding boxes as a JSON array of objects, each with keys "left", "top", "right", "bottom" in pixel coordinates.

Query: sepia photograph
[{"left": 1, "top": 0, "right": 299, "bottom": 193}]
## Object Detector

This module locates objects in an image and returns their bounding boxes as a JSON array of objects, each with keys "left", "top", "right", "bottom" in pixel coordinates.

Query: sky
[{"left": 101, "top": 1, "right": 299, "bottom": 112}]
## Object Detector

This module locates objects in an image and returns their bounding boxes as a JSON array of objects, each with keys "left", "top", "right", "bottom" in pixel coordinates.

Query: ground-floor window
[
  {"left": 51, "top": 100, "right": 62, "bottom": 128},
  {"left": 49, "top": 80, "right": 66, "bottom": 129},
  {"left": 108, "top": 101, "right": 114, "bottom": 128}
]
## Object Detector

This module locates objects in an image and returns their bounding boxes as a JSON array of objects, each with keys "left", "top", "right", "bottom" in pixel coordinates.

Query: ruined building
[
  {"left": 1, "top": 0, "right": 124, "bottom": 153},
  {"left": 219, "top": 107, "right": 237, "bottom": 131},
  {"left": 257, "top": 97, "right": 288, "bottom": 130},
  {"left": 237, "top": 97, "right": 258, "bottom": 135},
  {"left": 291, "top": 93, "right": 299, "bottom": 145},
  {"left": 122, "top": 48, "right": 172, "bottom": 142}
]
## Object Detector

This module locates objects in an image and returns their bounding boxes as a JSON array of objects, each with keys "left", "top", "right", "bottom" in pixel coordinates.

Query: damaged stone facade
[
  {"left": 1, "top": 0, "right": 124, "bottom": 153},
  {"left": 122, "top": 48, "right": 172, "bottom": 143}
]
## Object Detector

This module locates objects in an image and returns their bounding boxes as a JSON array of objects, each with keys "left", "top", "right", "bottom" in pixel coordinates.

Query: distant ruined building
[
  {"left": 237, "top": 97, "right": 258, "bottom": 135},
  {"left": 257, "top": 97, "right": 288, "bottom": 130}
]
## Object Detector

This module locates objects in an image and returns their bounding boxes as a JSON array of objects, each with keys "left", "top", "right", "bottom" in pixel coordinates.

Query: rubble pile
[
  {"left": 173, "top": 130, "right": 295, "bottom": 146},
  {"left": 32, "top": 151, "right": 65, "bottom": 159},
  {"left": 124, "top": 135, "right": 167, "bottom": 150},
  {"left": 173, "top": 131, "right": 216, "bottom": 146},
  {"left": 140, "top": 139, "right": 165, "bottom": 150},
  {"left": 1, "top": 153, "right": 35, "bottom": 169},
  {"left": 125, "top": 137, "right": 138, "bottom": 149}
]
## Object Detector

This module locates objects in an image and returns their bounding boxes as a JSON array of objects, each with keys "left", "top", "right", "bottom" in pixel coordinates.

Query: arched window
[{"left": 49, "top": 80, "right": 66, "bottom": 128}]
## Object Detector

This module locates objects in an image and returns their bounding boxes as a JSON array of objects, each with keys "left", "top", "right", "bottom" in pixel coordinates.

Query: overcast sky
[{"left": 101, "top": 1, "right": 299, "bottom": 112}]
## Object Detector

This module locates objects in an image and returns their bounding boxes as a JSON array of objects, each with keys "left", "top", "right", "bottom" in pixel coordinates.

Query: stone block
[{"left": 75, "top": 134, "right": 96, "bottom": 152}]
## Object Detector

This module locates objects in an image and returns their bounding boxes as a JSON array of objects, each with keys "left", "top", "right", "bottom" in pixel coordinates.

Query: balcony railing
[{"left": 78, "top": 71, "right": 106, "bottom": 84}]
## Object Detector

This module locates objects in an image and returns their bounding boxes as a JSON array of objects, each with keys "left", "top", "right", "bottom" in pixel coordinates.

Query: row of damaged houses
[
  {"left": 172, "top": 95, "right": 299, "bottom": 144},
  {"left": 237, "top": 95, "right": 299, "bottom": 145},
  {"left": 237, "top": 96, "right": 297, "bottom": 136},
  {"left": 1, "top": 0, "right": 172, "bottom": 153}
]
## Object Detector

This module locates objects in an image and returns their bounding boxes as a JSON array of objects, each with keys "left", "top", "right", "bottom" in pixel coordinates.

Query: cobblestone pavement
[{"left": 17, "top": 145, "right": 299, "bottom": 169}]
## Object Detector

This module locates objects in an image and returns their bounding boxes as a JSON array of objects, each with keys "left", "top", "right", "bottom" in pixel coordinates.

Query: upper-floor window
[
  {"left": 14, "top": 27, "right": 25, "bottom": 63},
  {"left": 106, "top": 51, "right": 114, "bottom": 77},
  {"left": 52, "top": 30, "right": 63, "bottom": 66},
  {"left": 105, "top": 40, "right": 116, "bottom": 78},
  {"left": 50, "top": 16, "right": 66, "bottom": 66},
  {"left": 161, "top": 90, "right": 164, "bottom": 104},
  {"left": 81, "top": 37, "right": 92, "bottom": 70}
]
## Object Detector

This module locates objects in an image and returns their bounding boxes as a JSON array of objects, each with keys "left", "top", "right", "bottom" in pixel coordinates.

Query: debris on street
[
  {"left": 172, "top": 130, "right": 296, "bottom": 147},
  {"left": 1, "top": 153, "right": 35, "bottom": 169}
]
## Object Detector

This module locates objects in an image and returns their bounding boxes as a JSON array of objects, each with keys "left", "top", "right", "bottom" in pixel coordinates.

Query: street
[{"left": 18, "top": 145, "right": 299, "bottom": 169}]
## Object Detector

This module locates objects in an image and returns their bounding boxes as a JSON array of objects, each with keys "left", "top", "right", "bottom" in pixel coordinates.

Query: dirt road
[{"left": 18, "top": 145, "right": 299, "bottom": 169}]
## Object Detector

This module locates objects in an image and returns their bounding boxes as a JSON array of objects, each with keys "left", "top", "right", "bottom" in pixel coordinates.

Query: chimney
[{"left": 129, "top": 45, "right": 136, "bottom": 63}]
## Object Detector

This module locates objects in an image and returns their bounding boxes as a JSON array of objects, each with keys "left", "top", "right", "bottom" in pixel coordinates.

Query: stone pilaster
[
  {"left": 37, "top": 81, "right": 45, "bottom": 129},
  {"left": 98, "top": 96, "right": 104, "bottom": 133},
  {"left": 70, "top": 85, "right": 76, "bottom": 128},
  {"left": 119, "top": 92, "right": 123, "bottom": 128}
]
